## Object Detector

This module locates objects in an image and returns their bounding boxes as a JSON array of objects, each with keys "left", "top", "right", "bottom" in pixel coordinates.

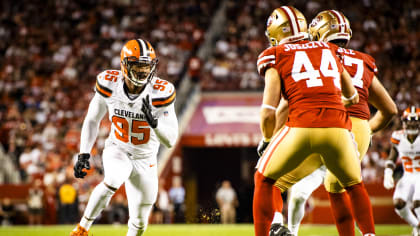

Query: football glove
[
  {"left": 74, "top": 153, "right": 91, "bottom": 179},
  {"left": 383, "top": 167, "right": 394, "bottom": 190},
  {"left": 257, "top": 139, "right": 270, "bottom": 157},
  {"left": 142, "top": 95, "right": 158, "bottom": 128}
]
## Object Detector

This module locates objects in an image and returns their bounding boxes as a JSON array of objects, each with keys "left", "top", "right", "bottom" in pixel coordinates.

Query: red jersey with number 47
[
  {"left": 257, "top": 40, "right": 351, "bottom": 130},
  {"left": 337, "top": 48, "right": 377, "bottom": 120}
]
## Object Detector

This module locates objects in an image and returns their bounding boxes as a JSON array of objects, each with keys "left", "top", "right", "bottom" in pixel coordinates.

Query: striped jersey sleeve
[
  {"left": 257, "top": 47, "right": 277, "bottom": 77},
  {"left": 95, "top": 70, "right": 121, "bottom": 98},
  {"left": 390, "top": 130, "right": 402, "bottom": 145},
  {"left": 151, "top": 78, "right": 176, "bottom": 108}
]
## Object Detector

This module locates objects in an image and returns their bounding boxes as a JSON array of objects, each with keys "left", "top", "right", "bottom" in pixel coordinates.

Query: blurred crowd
[
  {"left": 0, "top": 0, "right": 418, "bottom": 225},
  {"left": 200, "top": 0, "right": 419, "bottom": 180},
  {"left": 0, "top": 0, "right": 216, "bottom": 224}
]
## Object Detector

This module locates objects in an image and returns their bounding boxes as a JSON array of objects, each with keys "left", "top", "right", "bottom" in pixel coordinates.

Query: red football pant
[
  {"left": 253, "top": 171, "right": 281, "bottom": 236},
  {"left": 345, "top": 182, "right": 375, "bottom": 235}
]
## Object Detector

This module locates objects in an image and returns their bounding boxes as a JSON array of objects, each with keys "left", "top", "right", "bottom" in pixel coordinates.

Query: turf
[{"left": 0, "top": 224, "right": 412, "bottom": 236}]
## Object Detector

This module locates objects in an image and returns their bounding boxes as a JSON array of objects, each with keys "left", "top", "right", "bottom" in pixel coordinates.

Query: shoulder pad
[
  {"left": 95, "top": 70, "right": 122, "bottom": 98},
  {"left": 150, "top": 77, "right": 176, "bottom": 108},
  {"left": 257, "top": 47, "right": 276, "bottom": 76},
  {"left": 361, "top": 52, "right": 378, "bottom": 75},
  {"left": 390, "top": 130, "right": 403, "bottom": 144}
]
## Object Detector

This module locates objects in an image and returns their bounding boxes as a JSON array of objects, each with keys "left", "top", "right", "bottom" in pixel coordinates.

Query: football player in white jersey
[
  {"left": 70, "top": 38, "right": 178, "bottom": 236},
  {"left": 384, "top": 106, "right": 420, "bottom": 236}
]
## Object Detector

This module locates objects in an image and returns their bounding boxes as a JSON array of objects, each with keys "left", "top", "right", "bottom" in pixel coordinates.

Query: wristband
[
  {"left": 342, "top": 90, "right": 358, "bottom": 101},
  {"left": 261, "top": 104, "right": 277, "bottom": 110},
  {"left": 384, "top": 160, "right": 396, "bottom": 169}
]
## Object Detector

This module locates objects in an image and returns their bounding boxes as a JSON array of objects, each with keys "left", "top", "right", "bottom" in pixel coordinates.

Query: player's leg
[
  {"left": 393, "top": 175, "right": 419, "bottom": 230},
  {"left": 413, "top": 180, "right": 420, "bottom": 236},
  {"left": 313, "top": 128, "right": 375, "bottom": 235},
  {"left": 288, "top": 166, "right": 326, "bottom": 235},
  {"left": 324, "top": 118, "right": 371, "bottom": 235},
  {"left": 125, "top": 157, "right": 158, "bottom": 236},
  {"left": 254, "top": 127, "right": 312, "bottom": 236},
  {"left": 270, "top": 154, "right": 323, "bottom": 235},
  {"left": 74, "top": 145, "right": 133, "bottom": 233},
  {"left": 413, "top": 200, "right": 420, "bottom": 236}
]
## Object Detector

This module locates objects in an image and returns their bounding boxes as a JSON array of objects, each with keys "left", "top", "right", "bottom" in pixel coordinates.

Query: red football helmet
[{"left": 402, "top": 106, "right": 420, "bottom": 135}]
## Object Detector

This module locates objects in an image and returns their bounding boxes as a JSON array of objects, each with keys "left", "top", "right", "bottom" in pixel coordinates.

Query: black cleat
[{"left": 269, "top": 223, "right": 293, "bottom": 236}]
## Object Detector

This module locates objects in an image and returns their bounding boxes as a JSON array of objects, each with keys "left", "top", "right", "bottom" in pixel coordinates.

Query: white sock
[
  {"left": 414, "top": 207, "right": 420, "bottom": 222},
  {"left": 271, "top": 212, "right": 283, "bottom": 224},
  {"left": 395, "top": 205, "right": 419, "bottom": 227},
  {"left": 126, "top": 204, "right": 154, "bottom": 236},
  {"left": 288, "top": 196, "right": 307, "bottom": 235},
  {"left": 80, "top": 182, "right": 115, "bottom": 230}
]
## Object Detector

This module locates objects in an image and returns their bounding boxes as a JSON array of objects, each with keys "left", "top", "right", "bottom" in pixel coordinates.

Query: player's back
[
  {"left": 390, "top": 130, "right": 420, "bottom": 175},
  {"left": 257, "top": 40, "right": 350, "bottom": 129},
  {"left": 337, "top": 48, "right": 377, "bottom": 120}
]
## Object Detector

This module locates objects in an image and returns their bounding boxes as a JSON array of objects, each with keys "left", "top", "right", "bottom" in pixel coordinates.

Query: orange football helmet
[
  {"left": 308, "top": 10, "right": 352, "bottom": 47},
  {"left": 120, "top": 38, "right": 158, "bottom": 86},
  {"left": 265, "top": 6, "right": 308, "bottom": 46},
  {"left": 402, "top": 106, "right": 420, "bottom": 135}
]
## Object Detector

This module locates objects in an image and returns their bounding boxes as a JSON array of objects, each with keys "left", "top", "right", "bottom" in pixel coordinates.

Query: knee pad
[{"left": 324, "top": 175, "right": 345, "bottom": 194}]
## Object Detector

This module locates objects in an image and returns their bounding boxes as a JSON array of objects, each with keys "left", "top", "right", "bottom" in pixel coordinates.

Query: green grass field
[{"left": 0, "top": 224, "right": 413, "bottom": 236}]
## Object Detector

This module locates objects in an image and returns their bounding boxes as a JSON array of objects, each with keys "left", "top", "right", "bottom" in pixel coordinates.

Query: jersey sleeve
[
  {"left": 390, "top": 131, "right": 402, "bottom": 145},
  {"left": 95, "top": 70, "right": 121, "bottom": 98},
  {"left": 150, "top": 78, "right": 176, "bottom": 108},
  {"left": 257, "top": 47, "right": 277, "bottom": 77},
  {"left": 363, "top": 53, "right": 378, "bottom": 76}
]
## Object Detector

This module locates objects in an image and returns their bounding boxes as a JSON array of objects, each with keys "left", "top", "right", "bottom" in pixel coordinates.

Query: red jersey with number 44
[
  {"left": 257, "top": 40, "right": 350, "bottom": 130},
  {"left": 337, "top": 48, "right": 377, "bottom": 120}
]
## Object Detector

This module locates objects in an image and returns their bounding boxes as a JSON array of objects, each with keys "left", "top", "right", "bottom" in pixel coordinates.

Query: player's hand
[
  {"left": 142, "top": 95, "right": 158, "bottom": 128},
  {"left": 74, "top": 153, "right": 91, "bottom": 179},
  {"left": 383, "top": 167, "right": 394, "bottom": 190},
  {"left": 257, "top": 139, "right": 270, "bottom": 157}
]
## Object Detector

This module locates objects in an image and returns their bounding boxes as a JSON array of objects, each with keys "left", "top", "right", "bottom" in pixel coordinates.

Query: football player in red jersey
[
  {"left": 265, "top": 10, "right": 398, "bottom": 236},
  {"left": 384, "top": 106, "right": 420, "bottom": 236},
  {"left": 70, "top": 38, "right": 178, "bottom": 236},
  {"left": 253, "top": 6, "right": 376, "bottom": 236}
]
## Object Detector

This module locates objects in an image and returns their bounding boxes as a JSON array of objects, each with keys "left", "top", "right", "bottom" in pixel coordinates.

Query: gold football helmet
[
  {"left": 308, "top": 10, "right": 352, "bottom": 46},
  {"left": 265, "top": 6, "right": 308, "bottom": 46},
  {"left": 120, "top": 38, "right": 158, "bottom": 86}
]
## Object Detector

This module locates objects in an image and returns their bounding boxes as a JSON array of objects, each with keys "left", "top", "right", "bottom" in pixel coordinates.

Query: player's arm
[
  {"left": 153, "top": 103, "right": 179, "bottom": 148},
  {"left": 385, "top": 144, "right": 399, "bottom": 170},
  {"left": 340, "top": 68, "right": 359, "bottom": 106},
  {"left": 80, "top": 93, "right": 108, "bottom": 153},
  {"left": 260, "top": 67, "right": 281, "bottom": 140},
  {"left": 273, "top": 98, "right": 289, "bottom": 134},
  {"left": 75, "top": 93, "right": 107, "bottom": 178},
  {"left": 383, "top": 143, "right": 399, "bottom": 189},
  {"left": 368, "top": 76, "right": 398, "bottom": 133}
]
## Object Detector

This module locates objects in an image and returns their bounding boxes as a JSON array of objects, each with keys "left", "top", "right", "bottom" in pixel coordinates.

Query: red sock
[
  {"left": 345, "top": 182, "right": 375, "bottom": 234},
  {"left": 273, "top": 185, "right": 283, "bottom": 213},
  {"left": 328, "top": 192, "right": 355, "bottom": 236},
  {"left": 253, "top": 171, "right": 277, "bottom": 236}
]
